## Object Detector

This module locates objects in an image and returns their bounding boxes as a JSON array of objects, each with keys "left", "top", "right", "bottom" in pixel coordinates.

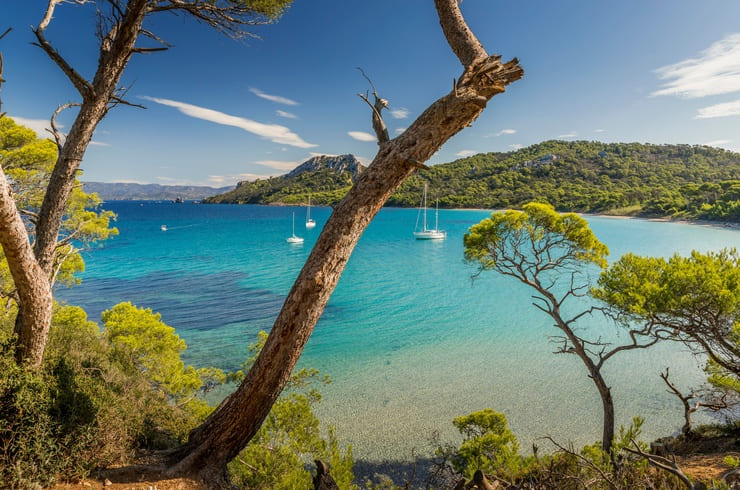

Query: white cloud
[
  {"left": 395, "top": 127, "right": 407, "bottom": 135},
  {"left": 356, "top": 156, "right": 372, "bottom": 165},
  {"left": 594, "top": 128, "right": 605, "bottom": 133},
  {"left": 703, "top": 139, "right": 731, "bottom": 147},
  {"left": 348, "top": 131, "right": 376, "bottom": 142},
  {"left": 310, "top": 152, "right": 338, "bottom": 158},
  {"left": 496, "top": 128, "right": 516, "bottom": 136},
  {"left": 456, "top": 150, "right": 477, "bottom": 157},
  {"left": 142, "top": 96, "right": 316, "bottom": 148},
  {"left": 88, "top": 141, "right": 111, "bottom": 147},
  {"left": 509, "top": 143, "right": 523, "bottom": 150},
  {"left": 276, "top": 110, "right": 298, "bottom": 119},
  {"left": 249, "top": 88, "right": 299, "bottom": 106},
  {"left": 558, "top": 132, "right": 578, "bottom": 139},
  {"left": 8, "top": 116, "right": 52, "bottom": 137},
  {"left": 695, "top": 98, "right": 740, "bottom": 119},
  {"left": 254, "top": 160, "right": 301, "bottom": 172},
  {"left": 653, "top": 33, "right": 740, "bottom": 98},
  {"left": 390, "top": 107, "right": 409, "bottom": 119}
]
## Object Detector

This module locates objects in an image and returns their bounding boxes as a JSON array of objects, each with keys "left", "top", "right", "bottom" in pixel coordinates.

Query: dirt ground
[{"left": 50, "top": 431, "right": 740, "bottom": 489}]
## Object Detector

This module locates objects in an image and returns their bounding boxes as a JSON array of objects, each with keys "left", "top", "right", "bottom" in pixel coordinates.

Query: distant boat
[
  {"left": 160, "top": 225, "right": 167, "bottom": 231},
  {"left": 306, "top": 194, "right": 316, "bottom": 229},
  {"left": 175, "top": 196, "right": 184, "bottom": 203},
  {"left": 413, "top": 183, "right": 446, "bottom": 240},
  {"left": 286, "top": 212, "right": 304, "bottom": 244}
]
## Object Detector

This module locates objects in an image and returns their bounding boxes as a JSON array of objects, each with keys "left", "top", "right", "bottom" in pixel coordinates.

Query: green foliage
[
  {"left": 102, "top": 302, "right": 225, "bottom": 399},
  {"left": 240, "top": 0, "right": 294, "bottom": 20},
  {"left": 0, "top": 117, "right": 117, "bottom": 303},
  {"left": 0, "top": 301, "right": 227, "bottom": 487},
  {"left": 595, "top": 249, "right": 740, "bottom": 317},
  {"left": 206, "top": 169, "right": 356, "bottom": 206},
  {"left": 724, "top": 455, "right": 739, "bottom": 468},
  {"left": 595, "top": 249, "right": 740, "bottom": 395},
  {"left": 464, "top": 202, "right": 609, "bottom": 271},
  {"left": 0, "top": 336, "right": 92, "bottom": 488},
  {"left": 228, "top": 331, "right": 355, "bottom": 489},
  {"left": 448, "top": 408, "right": 521, "bottom": 481}
]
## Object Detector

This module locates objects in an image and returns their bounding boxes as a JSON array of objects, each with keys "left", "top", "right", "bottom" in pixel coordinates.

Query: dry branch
[
  {"left": 356, "top": 68, "right": 390, "bottom": 145},
  {"left": 624, "top": 439, "right": 695, "bottom": 489}
]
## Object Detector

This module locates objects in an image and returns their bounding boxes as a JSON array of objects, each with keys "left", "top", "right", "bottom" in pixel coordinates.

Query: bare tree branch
[
  {"left": 33, "top": 0, "right": 94, "bottom": 99},
  {"left": 356, "top": 68, "right": 390, "bottom": 145},
  {"left": 48, "top": 103, "right": 80, "bottom": 150},
  {"left": 624, "top": 439, "right": 695, "bottom": 489},
  {"left": 0, "top": 27, "right": 10, "bottom": 117},
  {"left": 543, "top": 436, "right": 618, "bottom": 490}
]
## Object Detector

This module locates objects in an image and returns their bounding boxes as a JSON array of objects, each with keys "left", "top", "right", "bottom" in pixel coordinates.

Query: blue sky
[{"left": 3, "top": 1, "right": 740, "bottom": 186}]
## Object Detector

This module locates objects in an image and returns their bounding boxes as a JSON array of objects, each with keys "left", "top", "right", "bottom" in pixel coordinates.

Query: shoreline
[{"left": 103, "top": 199, "right": 740, "bottom": 229}]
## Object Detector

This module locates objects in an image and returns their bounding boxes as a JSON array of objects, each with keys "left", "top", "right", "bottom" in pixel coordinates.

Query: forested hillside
[
  {"left": 391, "top": 141, "right": 740, "bottom": 221},
  {"left": 205, "top": 154, "right": 364, "bottom": 205},
  {"left": 207, "top": 141, "right": 740, "bottom": 221}
]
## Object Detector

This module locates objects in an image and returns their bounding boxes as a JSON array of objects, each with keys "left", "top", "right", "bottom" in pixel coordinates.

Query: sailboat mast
[
  {"left": 435, "top": 198, "right": 439, "bottom": 232},
  {"left": 422, "top": 183, "right": 428, "bottom": 231}
]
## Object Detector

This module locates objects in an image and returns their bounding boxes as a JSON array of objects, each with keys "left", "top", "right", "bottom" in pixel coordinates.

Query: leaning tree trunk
[
  {"left": 554, "top": 307, "right": 615, "bottom": 456},
  {"left": 0, "top": 167, "right": 54, "bottom": 367},
  {"left": 593, "top": 369, "right": 615, "bottom": 456},
  {"left": 9, "top": 0, "right": 149, "bottom": 367},
  {"left": 165, "top": 0, "right": 523, "bottom": 482}
]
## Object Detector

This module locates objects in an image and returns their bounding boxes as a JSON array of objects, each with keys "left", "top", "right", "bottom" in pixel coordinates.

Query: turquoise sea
[{"left": 57, "top": 202, "right": 740, "bottom": 461}]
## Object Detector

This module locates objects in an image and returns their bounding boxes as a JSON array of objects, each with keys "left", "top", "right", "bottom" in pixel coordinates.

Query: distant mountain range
[{"left": 82, "top": 182, "right": 232, "bottom": 201}]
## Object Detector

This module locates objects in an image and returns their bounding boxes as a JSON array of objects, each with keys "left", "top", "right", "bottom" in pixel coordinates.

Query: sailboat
[
  {"left": 413, "top": 183, "right": 446, "bottom": 240},
  {"left": 305, "top": 194, "right": 316, "bottom": 229},
  {"left": 286, "top": 212, "right": 304, "bottom": 243}
]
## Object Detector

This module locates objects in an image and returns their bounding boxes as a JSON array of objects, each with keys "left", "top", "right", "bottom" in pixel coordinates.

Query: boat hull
[{"left": 413, "top": 230, "right": 446, "bottom": 240}]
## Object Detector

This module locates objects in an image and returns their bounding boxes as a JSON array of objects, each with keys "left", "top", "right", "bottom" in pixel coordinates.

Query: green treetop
[{"left": 0, "top": 117, "right": 116, "bottom": 294}]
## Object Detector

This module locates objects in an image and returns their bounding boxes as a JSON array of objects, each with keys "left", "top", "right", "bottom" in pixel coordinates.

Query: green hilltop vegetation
[
  {"left": 205, "top": 154, "right": 365, "bottom": 205},
  {"left": 207, "top": 141, "right": 740, "bottom": 222}
]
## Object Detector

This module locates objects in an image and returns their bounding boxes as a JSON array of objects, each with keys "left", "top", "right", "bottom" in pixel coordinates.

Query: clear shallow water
[{"left": 59, "top": 203, "right": 740, "bottom": 461}]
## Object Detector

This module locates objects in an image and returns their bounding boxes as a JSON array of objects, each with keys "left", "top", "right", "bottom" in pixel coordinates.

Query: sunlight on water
[{"left": 60, "top": 203, "right": 740, "bottom": 461}]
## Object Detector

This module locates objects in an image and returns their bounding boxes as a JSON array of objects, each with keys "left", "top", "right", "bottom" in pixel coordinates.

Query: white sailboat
[
  {"left": 286, "top": 212, "right": 304, "bottom": 243},
  {"left": 305, "top": 194, "right": 316, "bottom": 229},
  {"left": 413, "top": 183, "right": 446, "bottom": 240}
]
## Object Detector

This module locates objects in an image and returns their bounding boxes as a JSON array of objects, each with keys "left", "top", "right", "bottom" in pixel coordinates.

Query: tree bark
[
  {"left": 553, "top": 306, "right": 615, "bottom": 455},
  {"left": 166, "top": 0, "right": 522, "bottom": 481},
  {"left": 0, "top": 167, "right": 53, "bottom": 367}
]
